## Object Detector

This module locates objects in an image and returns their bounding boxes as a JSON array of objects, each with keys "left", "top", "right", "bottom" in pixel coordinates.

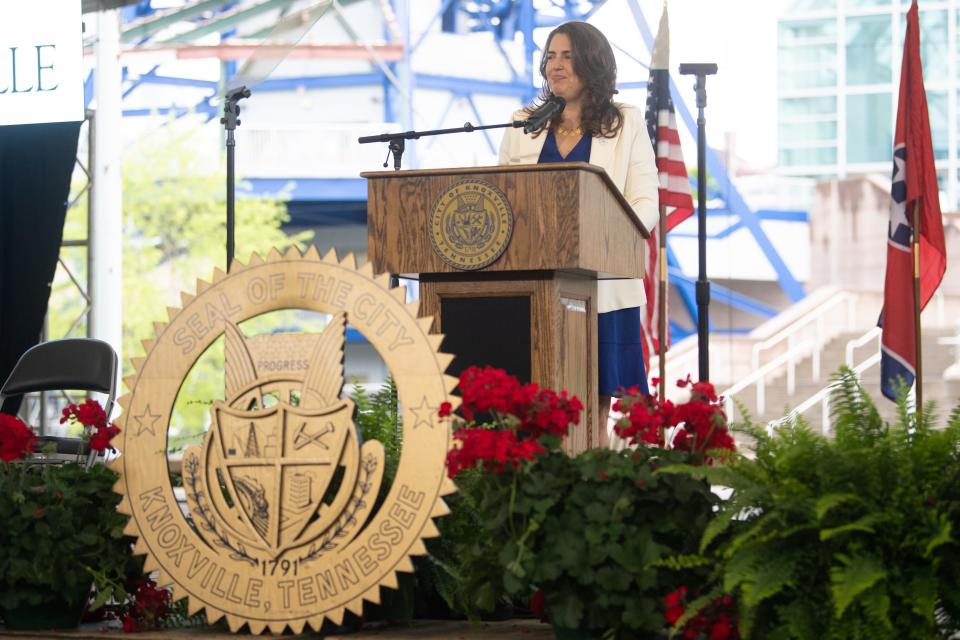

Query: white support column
[
  {"left": 90, "top": 8, "right": 123, "bottom": 378},
  {"left": 947, "top": 0, "right": 957, "bottom": 210}
]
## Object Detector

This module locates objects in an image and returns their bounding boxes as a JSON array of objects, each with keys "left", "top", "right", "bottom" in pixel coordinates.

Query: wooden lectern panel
[{"left": 364, "top": 163, "right": 646, "bottom": 280}]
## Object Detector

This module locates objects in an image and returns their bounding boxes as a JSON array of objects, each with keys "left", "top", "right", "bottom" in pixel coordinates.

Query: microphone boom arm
[{"left": 358, "top": 120, "right": 525, "bottom": 170}]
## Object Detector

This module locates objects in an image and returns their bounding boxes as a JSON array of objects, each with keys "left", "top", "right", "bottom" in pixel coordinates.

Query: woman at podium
[{"left": 498, "top": 21, "right": 659, "bottom": 447}]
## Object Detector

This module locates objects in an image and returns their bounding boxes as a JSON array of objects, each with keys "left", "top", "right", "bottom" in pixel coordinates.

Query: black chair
[{"left": 0, "top": 338, "right": 119, "bottom": 464}]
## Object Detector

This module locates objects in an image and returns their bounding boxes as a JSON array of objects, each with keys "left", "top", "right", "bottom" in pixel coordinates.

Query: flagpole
[
  {"left": 879, "top": 0, "right": 946, "bottom": 408},
  {"left": 658, "top": 203, "right": 667, "bottom": 399},
  {"left": 912, "top": 200, "right": 923, "bottom": 419}
]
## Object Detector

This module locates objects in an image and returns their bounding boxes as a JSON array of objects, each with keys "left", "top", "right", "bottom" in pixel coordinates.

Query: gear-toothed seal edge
[{"left": 111, "top": 246, "right": 460, "bottom": 635}]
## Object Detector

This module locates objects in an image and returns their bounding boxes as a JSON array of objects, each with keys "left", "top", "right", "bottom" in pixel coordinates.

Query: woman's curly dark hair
[{"left": 524, "top": 21, "right": 623, "bottom": 138}]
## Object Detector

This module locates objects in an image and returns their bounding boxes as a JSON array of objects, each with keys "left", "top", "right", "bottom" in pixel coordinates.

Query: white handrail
[
  {"left": 722, "top": 339, "right": 814, "bottom": 419},
  {"left": 648, "top": 345, "right": 713, "bottom": 385},
  {"left": 751, "top": 291, "right": 856, "bottom": 380},
  {"left": 845, "top": 327, "right": 881, "bottom": 367},
  {"left": 767, "top": 350, "right": 881, "bottom": 435}
]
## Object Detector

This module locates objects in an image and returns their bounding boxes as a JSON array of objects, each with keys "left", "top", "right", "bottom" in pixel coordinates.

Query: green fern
[
  {"left": 697, "top": 366, "right": 960, "bottom": 639},
  {"left": 350, "top": 376, "right": 401, "bottom": 480},
  {"left": 667, "top": 587, "right": 725, "bottom": 638},
  {"left": 740, "top": 553, "right": 798, "bottom": 609},
  {"left": 652, "top": 554, "right": 712, "bottom": 571},
  {"left": 819, "top": 513, "right": 884, "bottom": 541},
  {"left": 830, "top": 554, "right": 886, "bottom": 618},
  {"left": 814, "top": 492, "right": 864, "bottom": 522}
]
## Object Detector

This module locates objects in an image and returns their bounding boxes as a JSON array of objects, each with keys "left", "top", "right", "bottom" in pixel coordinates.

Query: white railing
[
  {"left": 845, "top": 327, "right": 880, "bottom": 366},
  {"left": 939, "top": 326, "right": 960, "bottom": 379},
  {"left": 751, "top": 291, "right": 857, "bottom": 383},
  {"left": 723, "top": 289, "right": 950, "bottom": 432},
  {"left": 718, "top": 291, "right": 857, "bottom": 419},
  {"left": 767, "top": 326, "right": 883, "bottom": 435},
  {"left": 648, "top": 343, "right": 713, "bottom": 396},
  {"left": 721, "top": 339, "right": 814, "bottom": 420}
]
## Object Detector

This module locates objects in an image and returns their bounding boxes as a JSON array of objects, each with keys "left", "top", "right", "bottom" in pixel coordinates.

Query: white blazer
[{"left": 498, "top": 102, "right": 659, "bottom": 313}]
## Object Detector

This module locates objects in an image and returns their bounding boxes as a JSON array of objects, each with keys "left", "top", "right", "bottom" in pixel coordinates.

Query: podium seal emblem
[
  {"left": 430, "top": 178, "right": 513, "bottom": 270},
  {"left": 114, "top": 248, "right": 456, "bottom": 634}
]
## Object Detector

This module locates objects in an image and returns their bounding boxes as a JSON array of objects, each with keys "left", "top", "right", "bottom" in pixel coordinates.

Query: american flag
[
  {"left": 642, "top": 4, "right": 695, "bottom": 373},
  {"left": 879, "top": 0, "right": 946, "bottom": 401}
]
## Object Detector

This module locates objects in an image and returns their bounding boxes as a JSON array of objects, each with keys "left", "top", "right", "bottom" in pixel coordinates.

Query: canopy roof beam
[
  {"left": 121, "top": 0, "right": 231, "bottom": 43},
  {"left": 158, "top": 0, "right": 295, "bottom": 44}
]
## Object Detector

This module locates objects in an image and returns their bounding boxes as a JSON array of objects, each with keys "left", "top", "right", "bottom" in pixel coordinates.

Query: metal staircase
[
  {"left": 734, "top": 327, "right": 960, "bottom": 433},
  {"left": 653, "top": 287, "right": 960, "bottom": 436}
]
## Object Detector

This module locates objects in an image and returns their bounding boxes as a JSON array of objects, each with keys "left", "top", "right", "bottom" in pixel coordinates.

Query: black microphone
[{"left": 522, "top": 96, "right": 566, "bottom": 134}]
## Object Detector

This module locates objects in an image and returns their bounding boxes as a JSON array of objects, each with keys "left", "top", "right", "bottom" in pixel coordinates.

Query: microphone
[{"left": 522, "top": 96, "right": 566, "bottom": 134}]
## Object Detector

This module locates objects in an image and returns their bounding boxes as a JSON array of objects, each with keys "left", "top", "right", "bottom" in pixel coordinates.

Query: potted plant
[
  {"left": 440, "top": 367, "right": 737, "bottom": 639},
  {"left": 678, "top": 368, "right": 960, "bottom": 639},
  {"left": 0, "top": 400, "right": 131, "bottom": 630}
]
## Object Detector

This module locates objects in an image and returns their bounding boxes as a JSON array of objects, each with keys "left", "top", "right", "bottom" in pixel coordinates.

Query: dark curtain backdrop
[{"left": 0, "top": 121, "right": 82, "bottom": 413}]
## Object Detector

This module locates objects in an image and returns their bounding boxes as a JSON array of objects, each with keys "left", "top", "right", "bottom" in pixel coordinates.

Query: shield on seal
[{"left": 211, "top": 398, "right": 356, "bottom": 556}]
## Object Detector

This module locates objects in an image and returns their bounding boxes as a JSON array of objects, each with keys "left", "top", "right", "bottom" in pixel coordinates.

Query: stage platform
[{"left": 0, "top": 619, "right": 553, "bottom": 639}]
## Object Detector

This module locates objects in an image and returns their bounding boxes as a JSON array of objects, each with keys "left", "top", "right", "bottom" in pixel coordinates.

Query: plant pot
[{"left": 1, "top": 586, "right": 89, "bottom": 630}]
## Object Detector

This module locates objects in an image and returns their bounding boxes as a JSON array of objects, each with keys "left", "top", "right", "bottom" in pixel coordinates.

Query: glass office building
[{"left": 777, "top": 0, "right": 955, "bottom": 207}]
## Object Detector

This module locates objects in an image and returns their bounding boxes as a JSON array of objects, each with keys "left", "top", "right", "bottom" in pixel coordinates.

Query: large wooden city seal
[{"left": 113, "top": 247, "right": 456, "bottom": 634}]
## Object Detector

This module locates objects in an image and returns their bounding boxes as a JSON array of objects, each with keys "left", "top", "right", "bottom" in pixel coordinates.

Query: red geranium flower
[
  {"left": 0, "top": 413, "right": 37, "bottom": 462},
  {"left": 121, "top": 578, "right": 171, "bottom": 633},
  {"left": 444, "top": 367, "right": 583, "bottom": 479},
  {"left": 60, "top": 399, "right": 121, "bottom": 452},
  {"left": 613, "top": 376, "right": 735, "bottom": 465},
  {"left": 664, "top": 587, "right": 740, "bottom": 640},
  {"left": 530, "top": 589, "right": 546, "bottom": 618},
  {"left": 446, "top": 428, "right": 544, "bottom": 478}
]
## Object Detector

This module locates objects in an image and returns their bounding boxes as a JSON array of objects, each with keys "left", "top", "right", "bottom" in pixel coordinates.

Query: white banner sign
[{"left": 0, "top": 1, "right": 84, "bottom": 126}]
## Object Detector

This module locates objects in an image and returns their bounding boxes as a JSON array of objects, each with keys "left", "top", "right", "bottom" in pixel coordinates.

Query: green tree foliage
[
  {"left": 49, "top": 127, "right": 311, "bottom": 437},
  {"left": 689, "top": 367, "right": 960, "bottom": 639}
]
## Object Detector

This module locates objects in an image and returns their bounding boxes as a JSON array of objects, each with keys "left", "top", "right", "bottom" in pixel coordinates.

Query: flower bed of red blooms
[
  {"left": 441, "top": 367, "right": 739, "bottom": 636},
  {"left": 443, "top": 366, "right": 583, "bottom": 477},
  {"left": 613, "top": 376, "right": 735, "bottom": 463},
  {"left": 1, "top": 398, "right": 121, "bottom": 463},
  {"left": 444, "top": 367, "right": 735, "bottom": 477}
]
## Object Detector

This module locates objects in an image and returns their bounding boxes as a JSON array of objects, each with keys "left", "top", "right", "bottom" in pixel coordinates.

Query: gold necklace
[{"left": 555, "top": 124, "right": 582, "bottom": 137}]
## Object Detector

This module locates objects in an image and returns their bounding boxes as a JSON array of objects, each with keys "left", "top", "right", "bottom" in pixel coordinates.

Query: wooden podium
[{"left": 363, "top": 162, "right": 648, "bottom": 452}]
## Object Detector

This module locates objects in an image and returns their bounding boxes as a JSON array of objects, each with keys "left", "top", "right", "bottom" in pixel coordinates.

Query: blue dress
[{"left": 538, "top": 131, "right": 649, "bottom": 396}]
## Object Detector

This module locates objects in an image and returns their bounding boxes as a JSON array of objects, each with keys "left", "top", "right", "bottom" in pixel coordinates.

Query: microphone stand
[
  {"left": 221, "top": 85, "right": 251, "bottom": 272},
  {"left": 678, "top": 62, "right": 717, "bottom": 383},
  {"left": 358, "top": 120, "right": 525, "bottom": 170}
]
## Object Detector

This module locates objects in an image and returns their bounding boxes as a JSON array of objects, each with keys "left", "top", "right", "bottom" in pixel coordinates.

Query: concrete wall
[{"left": 809, "top": 175, "right": 960, "bottom": 296}]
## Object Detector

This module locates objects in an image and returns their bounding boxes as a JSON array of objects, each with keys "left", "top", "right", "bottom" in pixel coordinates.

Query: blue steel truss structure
[{"left": 99, "top": 0, "right": 805, "bottom": 338}]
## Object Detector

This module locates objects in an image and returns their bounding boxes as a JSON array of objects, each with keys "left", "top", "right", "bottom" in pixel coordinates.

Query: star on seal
[
  {"left": 133, "top": 404, "right": 162, "bottom": 437},
  {"left": 409, "top": 396, "right": 437, "bottom": 430}
]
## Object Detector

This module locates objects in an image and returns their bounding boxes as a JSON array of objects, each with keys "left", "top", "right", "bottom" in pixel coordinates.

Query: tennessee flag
[
  {"left": 642, "top": 5, "right": 695, "bottom": 371},
  {"left": 879, "top": 0, "right": 947, "bottom": 401}
]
